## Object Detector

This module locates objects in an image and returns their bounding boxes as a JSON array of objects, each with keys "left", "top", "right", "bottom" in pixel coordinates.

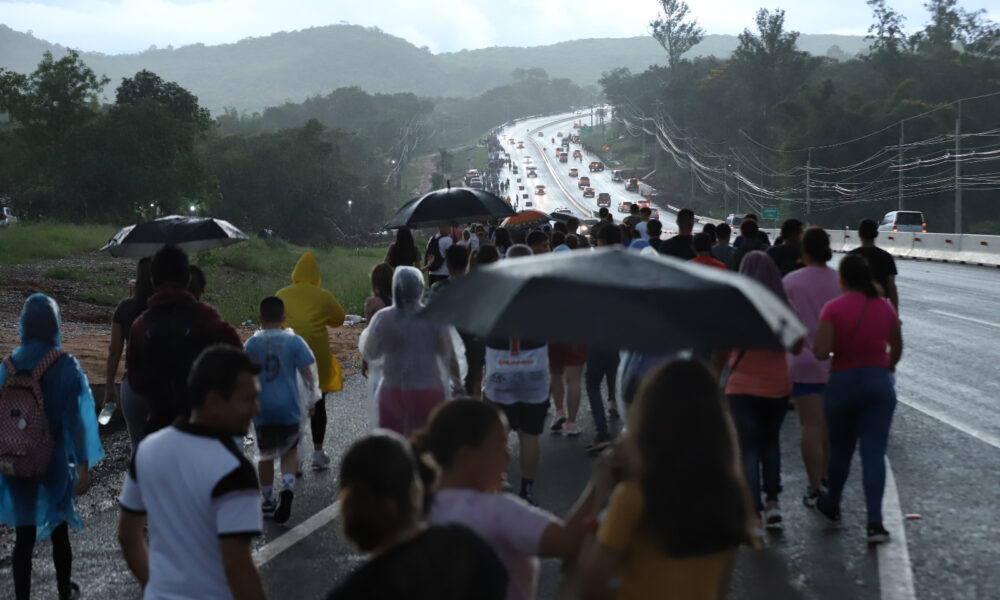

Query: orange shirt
[
  {"left": 692, "top": 255, "right": 728, "bottom": 270},
  {"left": 724, "top": 349, "right": 792, "bottom": 398}
]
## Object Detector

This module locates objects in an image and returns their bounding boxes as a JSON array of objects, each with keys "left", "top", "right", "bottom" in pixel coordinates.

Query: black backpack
[
  {"left": 131, "top": 300, "right": 209, "bottom": 435},
  {"left": 425, "top": 234, "right": 446, "bottom": 272}
]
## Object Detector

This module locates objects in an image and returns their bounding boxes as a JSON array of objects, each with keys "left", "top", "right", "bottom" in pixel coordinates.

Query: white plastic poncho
[{"left": 359, "top": 267, "right": 466, "bottom": 430}]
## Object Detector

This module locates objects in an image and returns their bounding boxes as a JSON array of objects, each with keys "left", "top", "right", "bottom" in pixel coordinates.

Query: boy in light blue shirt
[{"left": 243, "top": 296, "right": 317, "bottom": 523}]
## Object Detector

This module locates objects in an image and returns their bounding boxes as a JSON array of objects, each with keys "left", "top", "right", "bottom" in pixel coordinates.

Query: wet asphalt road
[{"left": 2, "top": 116, "right": 999, "bottom": 598}]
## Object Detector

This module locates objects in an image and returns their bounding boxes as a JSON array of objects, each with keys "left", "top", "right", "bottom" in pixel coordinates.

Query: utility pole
[
  {"left": 955, "top": 100, "right": 962, "bottom": 233},
  {"left": 805, "top": 148, "right": 812, "bottom": 223},
  {"left": 898, "top": 121, "right": 905, "bottom": 211},
  {"left": 723, "top": 162, "right": 729, "bottom": 216}
]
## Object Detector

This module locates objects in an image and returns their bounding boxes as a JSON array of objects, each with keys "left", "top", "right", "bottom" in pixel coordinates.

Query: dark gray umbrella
[
  {"left": 419, "top": 247, "right": 805, "bottom": 352},
  {"left": 385, "top": 182, "right": 515, "bottom": 229},
  {"left": 100, "top": 215, "right": 248, "bottom": 258}
]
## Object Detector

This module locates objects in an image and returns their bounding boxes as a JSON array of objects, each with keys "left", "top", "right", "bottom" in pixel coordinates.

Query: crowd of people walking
[{"left": 0, "top": 204, "right": 904, "bottom": 598}]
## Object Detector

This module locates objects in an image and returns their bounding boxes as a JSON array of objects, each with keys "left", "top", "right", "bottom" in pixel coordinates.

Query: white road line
[
  {"left": 878, "top": 458, "right": 916, "bottom": 600},
  {"left": 252, "top": 500, "right": 340, "bottom": 567},
  {"left": 899, "top": 398, "right": 1000, "bottom": 450},
  {"left": 927, "top": 309, "right": 1000, "bottom": 329}
]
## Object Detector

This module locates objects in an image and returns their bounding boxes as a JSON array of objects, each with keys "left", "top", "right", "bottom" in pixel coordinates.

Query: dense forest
[
  {"left": 0, "top": 23, "right": 869, "bottom": 113},
  {"left": 597, "top": 0, "right": 1000, "bottom": 233}
]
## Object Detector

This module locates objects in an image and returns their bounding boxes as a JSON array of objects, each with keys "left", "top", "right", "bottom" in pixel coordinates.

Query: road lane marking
[
  {"left": 878, "top": 458, "right": 916, "bottom": 600},
  {"left": 899, "top": 398, "right": 1000, "bottom": 450},
  {"left": 253, "top": 500, "right": 340, "bottom": 567},
  {"left": 928, "top": 309, "right": 1000, "bottom": 329}
]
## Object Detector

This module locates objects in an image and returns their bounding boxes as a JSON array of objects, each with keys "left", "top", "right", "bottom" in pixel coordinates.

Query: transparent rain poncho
[{"left": 359, "top": 267, "right": 466, "bottom": 432}]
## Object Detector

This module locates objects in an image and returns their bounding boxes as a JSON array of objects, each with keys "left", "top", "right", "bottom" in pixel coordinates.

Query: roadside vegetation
[{"left": 0, "top": 223, "right": 117, "bottom": 265}]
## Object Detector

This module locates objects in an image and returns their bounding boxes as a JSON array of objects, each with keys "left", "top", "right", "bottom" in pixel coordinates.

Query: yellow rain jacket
[{"left": 277, "top": 252, "right": 346, "bottom": 393}]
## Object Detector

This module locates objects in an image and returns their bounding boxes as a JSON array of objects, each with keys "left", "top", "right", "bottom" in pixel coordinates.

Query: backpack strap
[{"left": 31, "top": 349, "right": 65, "bottom": 379}]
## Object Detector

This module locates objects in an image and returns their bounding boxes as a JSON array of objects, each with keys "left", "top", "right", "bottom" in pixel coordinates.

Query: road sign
[{"left": 762, "top": 207, "right": 779, "bottom": 219}]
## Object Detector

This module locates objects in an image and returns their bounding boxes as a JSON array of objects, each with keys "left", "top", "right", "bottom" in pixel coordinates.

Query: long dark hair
[
  {"left": 838, "top": 253, "right": 879, "bottom": 298},
  {"left": 415, "top": 400, "right": 505, "bottom": 471},
  {"left": 134, "top": 257, "right": 154, "bottom": 311},
  {"left": 632, "top": 360, "right": 754, "bottom": 556},
  {"left": 469, "top": 244, "right": 501, "bottom": 270},
  {"left": 493, "top": 228, "right": 512, "bottom": 251},
  {"left": 388, "top": 228, "right": 419, "bottom": 267},
  {"left": 339, "top": 432, "right": 421, "bottom": 552}
]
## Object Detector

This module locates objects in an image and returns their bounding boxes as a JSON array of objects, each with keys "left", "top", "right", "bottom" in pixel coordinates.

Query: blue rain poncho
[{"left": 0, "top": 294, "right": 105, "bottom": 539}]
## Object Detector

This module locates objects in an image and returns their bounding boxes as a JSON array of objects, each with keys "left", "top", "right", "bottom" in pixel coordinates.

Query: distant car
[
  {"left": 618, "top": 201, "right": 632, "bottom": 213},
  {"left": 517, "top": 142, "right": 524, "bottom": 149},
  {"left": 589, "top": 161, "right": 605, "bottom": 172},
  {"left": 559, "top": 153, "right": 569, "bottom": 163},
  {"left": 569, "top": 168, "right": 579, "bottom": 178},
  {"left": 538, "top": 131, "right": 544, "bottom": 137},
  {"left": 725, "top": 214, "right": 743, "bottom": 230},
  {"left": 611, "top": 169, "right": 624, "bottom": 182},
  {"left": 583, "top": 188, "right": 595, "bottom": 198},
  {"left": 525, "top": 200, "right": 533, "bottom": 207},
  {"left": 0, "top": 206, "right": 18, "bottom": 227},
  {"left": 557, "top": 132, "right": 563, "bottom": 137},
  {"left": 878, "top": 210, "right": 927, "bottom": 233},
  {"left": 579, "top": 218, "right": 598, "bottom": 235},
  {"left": 635, "top": 198, "right": 650, "bottom": 209},
  {"left": 523, "top": 157, "right": 533, "bottom": 165},
  {"left": 578, "top": 176, "right": 591, "bottom": 189},
  {"left": 553, "top": 207, "right": 571, "bottom": 214},
  {"left": 651, "top": 209, "right": 660, "bottom": 220},
  {"left": 526, "top": 170, "right": 538, "bottom": 178},
  {"left": 513, "top": 166, "right": 519, "bottom": 174},
  {"left": 597, "top": 193, "right": 612, "bottom": 208},
  {"left": 573, "top": 150, "right": 582, "bottom": 159},
  {"left": 625, "top": 178, "right": 639, "bottom": 192},
  {"left": 535, "top": 185, "right": 547, "bottom": 195}
]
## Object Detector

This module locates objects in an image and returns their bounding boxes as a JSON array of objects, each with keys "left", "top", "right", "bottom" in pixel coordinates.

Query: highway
[{"left": 4, "top": 112, "right": 997, "bottom": 600}]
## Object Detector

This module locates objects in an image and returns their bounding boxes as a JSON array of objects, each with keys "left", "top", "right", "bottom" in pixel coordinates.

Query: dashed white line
[
  {"left": 252, "top": 500, "right": 340, "bottom": 567},
  {"left": 878, "top": 458, "right": 916, "bottom": 600}
]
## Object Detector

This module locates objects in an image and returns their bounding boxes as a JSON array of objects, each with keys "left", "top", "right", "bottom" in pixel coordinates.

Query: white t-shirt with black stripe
[{"left": 120, "top": 421, "right": 262, "bottom": 599}]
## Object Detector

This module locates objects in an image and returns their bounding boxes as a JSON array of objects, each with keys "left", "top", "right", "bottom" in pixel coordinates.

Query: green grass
[
  {"left": 0, "top": 223, "right": 117, "bottom": 265},
  {"left": 194, "top": 238, "right": 387, "bottom": 324},
  {"left": 43, "top": 266, "right": 93, "bottom": 281}
]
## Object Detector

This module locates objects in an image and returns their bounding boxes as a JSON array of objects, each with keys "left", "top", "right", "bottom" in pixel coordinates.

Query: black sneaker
[
  {"left": 274, "top": 489, "right": 294, "bottom": 524},
  {"left": 815, "top": 493, "right": 841, "bottom": 523},
  {"left": 519, "top": 483, "right": 536, "bottom": 506},
  {"left": 59, "top": 581, "right": 81, "bottom": 600},
  {"left": 262, "top": 497, "right": 277, "bottom": 519},
  {"left": 584, "top": 434, "right": 612, "bottom": 455},
  {"left": 803, "top": 488, "right": 819, "bottom": 508},
  {"left": 867, "top": 524, "right": 890, "bottom": 544}
]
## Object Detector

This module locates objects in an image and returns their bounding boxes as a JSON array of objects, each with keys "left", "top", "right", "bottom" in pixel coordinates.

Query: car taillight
[
  {"left": 893, "top": 226, "right": 898, "bottom": 232},
  {"left": 922, "top": 223, "right": 927, "bottom": 233}
]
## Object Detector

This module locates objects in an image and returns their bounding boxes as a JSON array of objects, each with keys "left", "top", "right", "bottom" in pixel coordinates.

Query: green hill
[{"left": 0, "top": 24, "right": 870, "bottom": 113}]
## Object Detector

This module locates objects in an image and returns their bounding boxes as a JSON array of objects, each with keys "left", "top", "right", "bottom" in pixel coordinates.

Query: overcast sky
[{"left": 2, "top": 0, "right": 998, "bottom": 54}]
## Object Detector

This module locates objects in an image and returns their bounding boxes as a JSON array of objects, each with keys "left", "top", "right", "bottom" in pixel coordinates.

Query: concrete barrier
[
  {"left": 909, "top": 233, "right": 960, "bottom": 261},
  {"left": 876, "top": 232, "right": 915, "bottom": 259},
  {"left": 955, "top": 235, "right": 1000, "bottom": 267},
  {"left": 841, "top": 231, "right": 860, "bottom": 253}
]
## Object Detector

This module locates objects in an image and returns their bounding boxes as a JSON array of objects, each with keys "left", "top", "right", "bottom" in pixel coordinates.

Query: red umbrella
[{"left": 500, "top": 210, "right": 549, "bottom": 231}]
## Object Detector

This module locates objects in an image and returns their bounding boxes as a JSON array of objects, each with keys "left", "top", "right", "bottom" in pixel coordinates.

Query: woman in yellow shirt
[{"left": 578, "top": 360, "right": 756, "bottom": 600}]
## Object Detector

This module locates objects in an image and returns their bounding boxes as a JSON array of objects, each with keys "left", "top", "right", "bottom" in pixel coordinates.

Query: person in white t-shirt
[
  {"left": 635, "top": 207, "right": 652, "bottom": 241},
  {"left": 421, "top": 400, "right": 613, "bottom": 600},
  {"left": 118, "top": 345, "right": 266, "bottom": 600},
  {"left": 424, "top": 225, "right": 455, "bottom": 285}
]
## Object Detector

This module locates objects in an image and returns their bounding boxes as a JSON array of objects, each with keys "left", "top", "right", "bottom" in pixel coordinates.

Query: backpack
[
  {"left": 425, "top": 234, "right": 446, "bottom": 272},
  {"left": 131, "top": 300, "right": 207, "bottom": 433},
  {"left": 0, "top": 349, "right": 63, "bottom": 479}
]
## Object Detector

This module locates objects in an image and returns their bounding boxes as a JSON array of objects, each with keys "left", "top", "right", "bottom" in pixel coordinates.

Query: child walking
[{"left": 244, "top": 296, "right": 319, "bottom": 524}]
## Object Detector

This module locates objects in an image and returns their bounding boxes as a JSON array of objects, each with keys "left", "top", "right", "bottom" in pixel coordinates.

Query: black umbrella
[
  {"left": 100, "top": 215, "right": 249, "bottom": 258},
  {"left": 419, "top": 247, "right": 805, "bottom": 352},
  {"left": 384, "top": 182, "right": 516, "bottom": 229}
]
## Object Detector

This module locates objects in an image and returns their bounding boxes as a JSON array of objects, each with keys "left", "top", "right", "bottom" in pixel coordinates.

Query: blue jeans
[
  {"left": 824, "top": 367, "right": 897, "bottom": 525},
  {"left": 585, "top": 349, "right": 618, "bottom": 437},
  {"left": 728, "top": 394, "right": 790, "bottom": 513}
]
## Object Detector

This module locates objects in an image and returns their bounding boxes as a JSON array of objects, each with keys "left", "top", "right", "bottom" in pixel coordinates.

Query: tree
[
  {"left": 116, "top": 69, "right": 211, "bottom": 128},
  {"left": 866, "top": 0, "right": 908, "bottom": 55},
  {"left": 436, "top": 147, "right": 452, "bottom": 175},
  {"left": 649, "top": 0, "right": 705, "bottom": 68},
  {"left": 907, "top": 0, "right": 998, "bottom": 56}
]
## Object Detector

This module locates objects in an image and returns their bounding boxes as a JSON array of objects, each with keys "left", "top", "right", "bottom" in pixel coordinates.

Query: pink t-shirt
[
  {"left": 819, "top": 292, "right": 898, "bottom": 371},
  {"left": 783, "top": 266, "right": 842, "bottom": 384},
  {"left": 428, "top": 489, "right": 558, "bottom": 600}
]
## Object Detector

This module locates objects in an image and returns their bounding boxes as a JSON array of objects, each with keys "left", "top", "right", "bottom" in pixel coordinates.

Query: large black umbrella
[
  {"left": 419, "top": 247, "right": 805, "bottom": 352},
  {"left": 385, "top": 183, "right": 515, "bottom": 229},
  {"left": 100, "top": 215, "right": 249, "bottom": 258}
]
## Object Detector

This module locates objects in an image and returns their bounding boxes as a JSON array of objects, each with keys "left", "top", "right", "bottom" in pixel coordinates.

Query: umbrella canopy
[
  {"left": 385, "top": 184, "right": 515, "bottom": 229},
  {"left": 100, "top": 215, "right": 248, "bottom": 258},
  {"left": 500, "top": 210, "right": 550, "bottom": 231},
  {"left": 420, "top": 247, "right": 806, "bottom": 352}
]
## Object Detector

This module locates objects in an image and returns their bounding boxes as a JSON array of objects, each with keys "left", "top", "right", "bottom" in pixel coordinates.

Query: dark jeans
[
  {"left": 585, "top": 349, "right": 619, "bottom": 438},
  {"left": 311, "top": 397, "right": 327, "bottom": 447},
  {"left": 824, "top": 367, "right": 897, "bottom": 525},
  {"left": 13, "top": 523, "right": 72, "bottom": 600},
  {"left": 728, "top": 394, "right": 790, "bottom": 512}
]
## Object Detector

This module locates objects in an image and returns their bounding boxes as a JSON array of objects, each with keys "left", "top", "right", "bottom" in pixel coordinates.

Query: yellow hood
[{"left": 291, "top": 252, "right": 321, "bottom": 286}]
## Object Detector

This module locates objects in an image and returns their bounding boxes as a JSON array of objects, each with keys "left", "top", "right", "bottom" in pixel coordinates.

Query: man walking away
[
  {"left": 424, "top": 225, "right": 454, "bottom": 285},
  {"left": 623, "top": 204, "right": 641, "bottom": 229},
  {"left": 732, "top": 220, "right": 768, "bottom": 272},
  {"left": 711, "top": 223, "right": 735, "bottom": 269},
  {"left": 657, "top": 208, "right": 696, "bottom": 260},
  {"left": 244, "top": 297, "right": 318, "bottom": 524},
  {"left": 635, "top": 207, "right": 652, "bottom": 240},
  {"left": 127, "top": 244, "right": 241, "bottom": 437},
  {"left": 691, "top": 233, "right": 727, "bottom": 270},
  {"left": 118, "top": 345, "right": 267, "bottom": 600},
  {"left": 767, "top": 219, "right": 805, "bottom": 276},
  {"left": 646, "top": 219, "right": 663, "bottom": 251},
  {"left": 849, "top": 219, "right": 899, "bottom": 312}
]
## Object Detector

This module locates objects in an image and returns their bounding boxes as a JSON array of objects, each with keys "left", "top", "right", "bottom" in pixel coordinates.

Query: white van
[{"left": 877, "top": 211, "right": 926, "bottom": 233}]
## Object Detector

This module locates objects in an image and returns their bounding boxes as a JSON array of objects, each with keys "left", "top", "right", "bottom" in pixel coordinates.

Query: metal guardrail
[{"left": 760, "top": 229, "right": 1000, "bottom": 267}]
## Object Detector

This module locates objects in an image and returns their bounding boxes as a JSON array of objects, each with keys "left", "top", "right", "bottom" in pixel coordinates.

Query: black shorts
[
  {"left": 487, "top": 399, "right": 549, "bottom": 436},
  {"left": 255, "top": 424, "right": 300, "bottom": 456}
]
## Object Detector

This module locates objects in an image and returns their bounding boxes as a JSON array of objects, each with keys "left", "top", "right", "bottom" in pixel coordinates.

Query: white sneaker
[{"left": 312, "top": 450, "right": 331, "bottom": 471}]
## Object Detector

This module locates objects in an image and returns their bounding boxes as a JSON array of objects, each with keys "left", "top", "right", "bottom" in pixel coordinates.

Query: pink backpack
[{"left": 0, "top": 349, "right": 62, "bottom": 479}]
